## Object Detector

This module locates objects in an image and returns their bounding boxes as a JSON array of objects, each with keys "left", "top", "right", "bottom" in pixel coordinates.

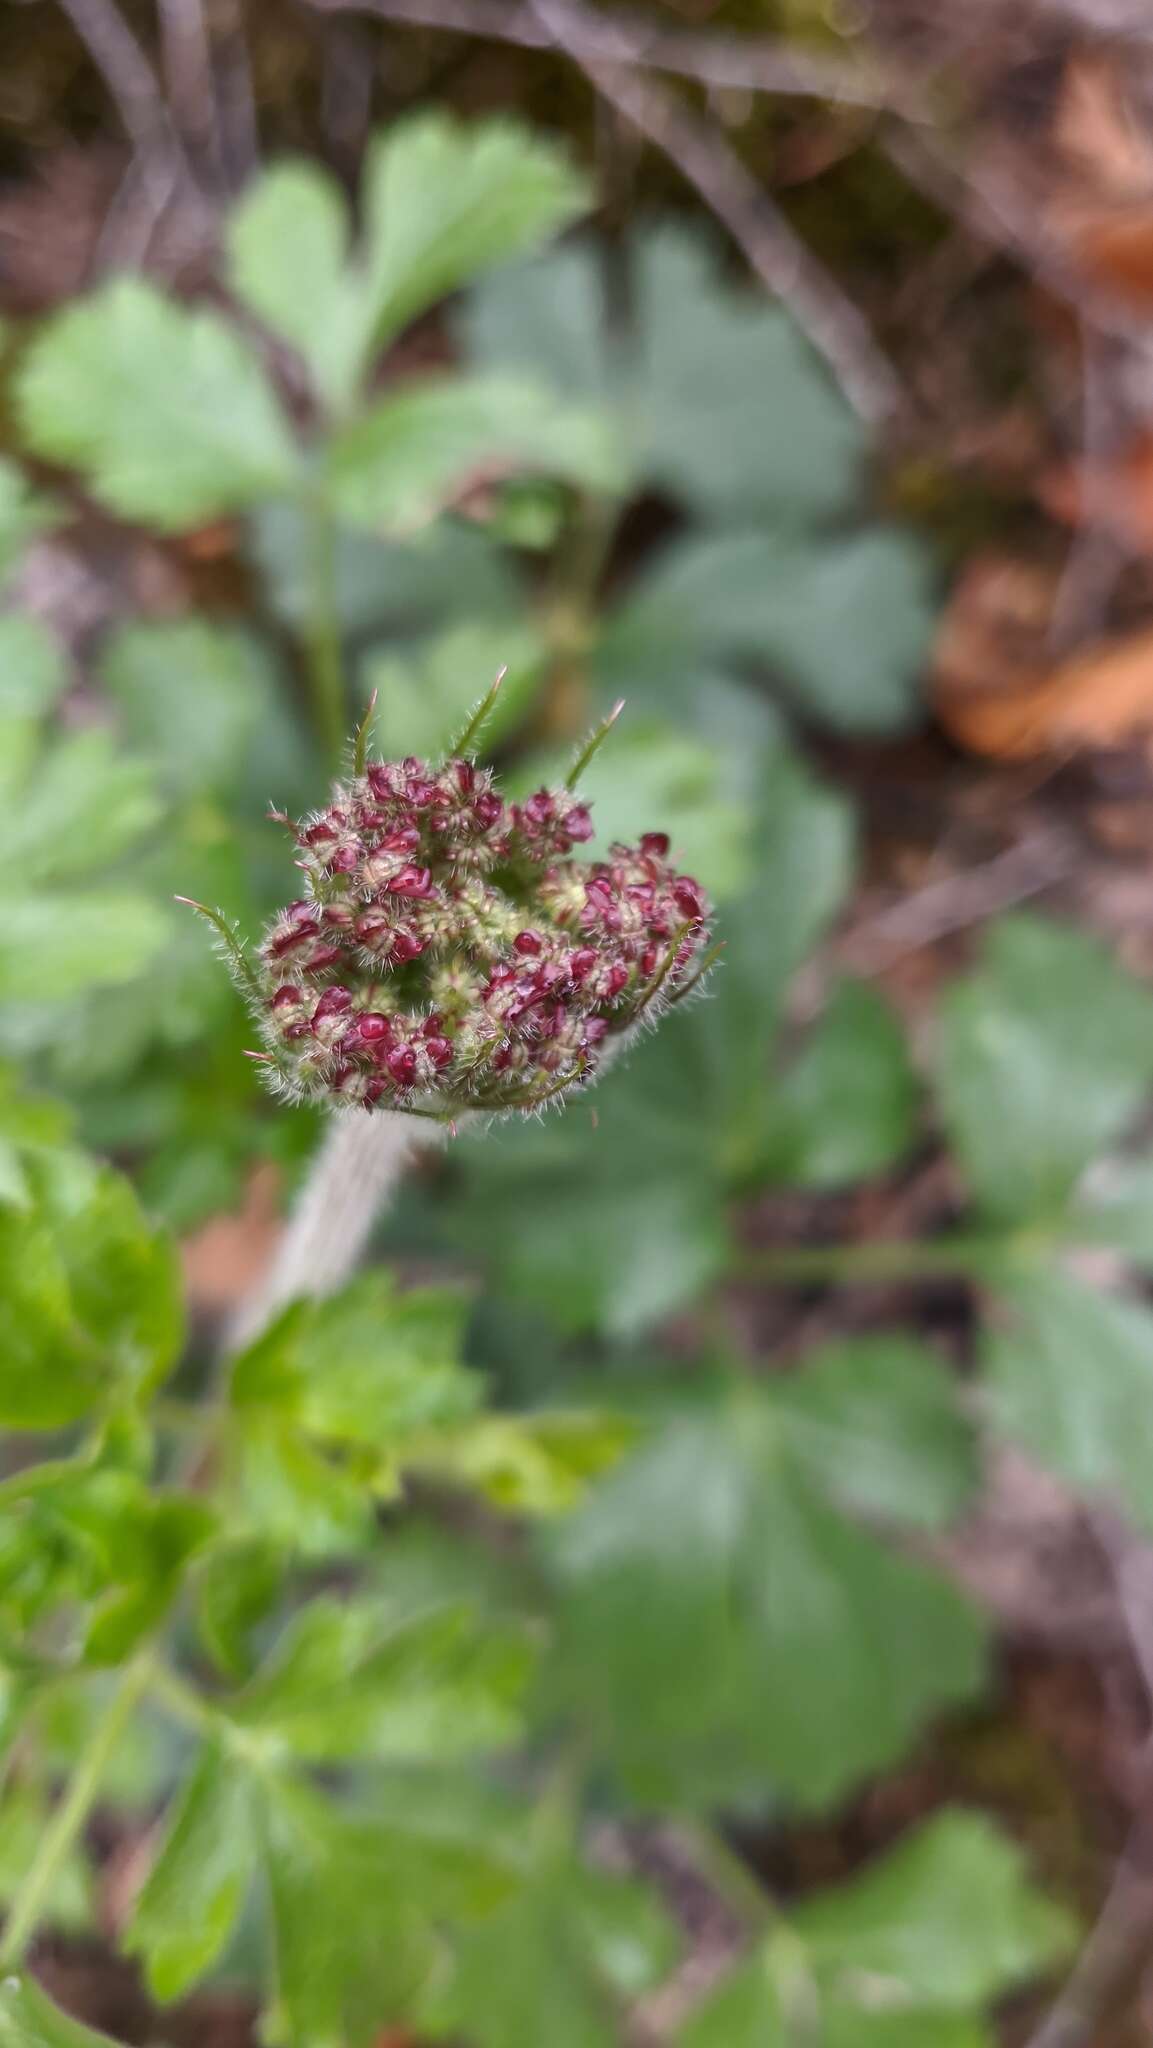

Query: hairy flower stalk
[{"left": 188, "top": 693, "right": 715, "bottom": 1317}]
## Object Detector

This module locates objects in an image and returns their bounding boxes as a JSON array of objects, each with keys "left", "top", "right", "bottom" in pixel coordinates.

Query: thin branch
[
  {"left": 302, "top": 0, "right": 906, "bottom": 113},
  {"left": 56, "top": 0, "right": 188, "bottom": 185},
  {"left": 157, "top": 0, "right": 226, "bottom": 189},
  {"left": 533, "top": 0, "right": 899, "bottom": 425}
]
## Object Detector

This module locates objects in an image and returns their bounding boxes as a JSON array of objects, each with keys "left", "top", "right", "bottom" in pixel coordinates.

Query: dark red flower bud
[
  {"left": 329, "top": 845, "right": 359, "bottom": 873},
  {"left": 270, "top": 984, "right": 303, "bottom": 1009},
  {"left": 387, "top": 865, "right": 432, "bottom": 898},
  {"left": 357, "top": 1013, "right": 392, "bottom": 1043},
  {"left": 474, "top": 792, "right": 503, "bottom": 830},
  {"left": 303, "top": 819, "right": 337, "bottom": 845},
  {"left": 313, "top": 986, "right": 353, "bottom": 1021},
  {"left": 269, "top": 917, "right": 319, "bottom": 958},
  {"left": 381, "top": 826, "right": 421, "bottom": 854},
  {"left": 522, "top": 790, "right": 554, "bottom": 828},
  {"left": 386, "top": 1043, "right": 418, "bottom": 1086},
  {"left": 569, "top": 947, "right": 598, "bottom": 983},
  {"left": 513, "top": 930, "right": 544, "bottom": 956},
  {"left": 673, "top": 877, "right": 707, "bottom": 923},
  {"left": 641, "top": 831, "right": 670, "bottom": 858},
  {"left": 583, "top": 1017, "right": 609, "bottom": 1045},
  {"left": 303, "top": 945, "right": 344, "bottom": 973},
  {"left": 562, "top": 804, "right": 594, "bottom": 844},
  {"left": 389, "top": 929, "right": 425, "bottom": 964},
  {"left": 425, "top": 1035, "right": 453, "bottom": 1070}
]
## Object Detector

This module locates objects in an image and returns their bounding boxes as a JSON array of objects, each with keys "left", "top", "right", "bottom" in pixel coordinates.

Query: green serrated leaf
[
  {"left": 775, "top": 1336, "right": 979, "bottom": 1530},
  {"left": 17, "top": 278, "right": 300, "bottom": 528},
  {"left": 229, "top": 1594, "right": 531, "bottom": 1762},
  {"left": 422, "top": 1856, "right": 673, "bottom": 2048},
  {"left": 364, "top": 115, "right": 589, "bottom": 349},
  {"left": 227, "top": 160, "right": 366, "bottom": 412},
  {"left": 230, "top": 1271, "right": 477, "bottom": 1447},
  {"left": 937, "top": 916, "right": 1153, "bottom": 1223},
  {"left": 327, "top": 374, "right": 622, "bottom": 533},
  {"left": 0, "top": 1786, "right": 93, "bottom": 1931},
  {"left": 0, "top": 1974, "right": 125, "bottom": 2048},
  {"left": 983, "top": 1265, "right": 1153, "bottom": 1531},
  {"left": 125, "top": 1742, "right": 254, "bottom": 2001},
  {"left": 196, "top": 1536, "right": 284, "bottom": 1679},
  {"left": 437, "top": 736, "right": 851, "bottom": 1337},
  {"left": 764, "top": 981, "right": 918, "bottom": 1186},
  {"left": 0, "top": 893, "right": 169, "bottom": 1004},
  {"left": 793, "top": 1809, "right": 1077, "bottom": 2009},
  {"left": 547, "top": 1400, "right": 985, "bottom": 1809},
  {"left": 100, "top": 620, "right": 286, "bottom": 799},
  {"left": 258, "top": 1774, "right": 444, "bottom": 2044}
]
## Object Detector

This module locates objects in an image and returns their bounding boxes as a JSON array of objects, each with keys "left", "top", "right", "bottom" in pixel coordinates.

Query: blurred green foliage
[{"left": 0, "top": 107, "right": 1138, "bottom": 2043}]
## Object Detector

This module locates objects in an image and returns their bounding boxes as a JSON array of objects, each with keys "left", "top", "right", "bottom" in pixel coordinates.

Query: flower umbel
[{"left": 190, "top": 714, "right": 714, "bottom": 1122}]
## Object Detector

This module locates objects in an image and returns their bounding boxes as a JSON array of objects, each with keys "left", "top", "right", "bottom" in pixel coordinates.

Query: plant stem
[
  {"left": 302, "top": 489, "right": 346, "bottom": 767},
  {"left": 228, "top": 1108, "right": 436, "bottom": 1350},
  {"left": 0, "top": 1654, "right": 151, "bottom": 1969},
  {"left": 737, "top": 1232, "right": 1008, "bottom": 1287}
]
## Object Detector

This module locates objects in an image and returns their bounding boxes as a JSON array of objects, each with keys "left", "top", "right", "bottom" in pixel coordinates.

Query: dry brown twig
[
  {"left": 303, "top": 0, "right": 908, "bottom": 113},
  {"left": 530, "top": 0, "right": 900, "bottom": 425}
]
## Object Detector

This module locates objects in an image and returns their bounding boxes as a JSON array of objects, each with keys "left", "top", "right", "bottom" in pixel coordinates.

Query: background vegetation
[{"left": 5, "top": 1, "right": 1153, "bottom": 2042}]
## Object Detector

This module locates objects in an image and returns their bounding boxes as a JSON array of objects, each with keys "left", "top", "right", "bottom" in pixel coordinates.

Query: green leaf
[
  {"left": 230, "top": 1271, "right": 477, "bottom": 1448},
  {"left": 423, "top": 1857, "right": 674, "bottom": 2048},
  {"left": 0, "top": 616, "right": 67, "bottom": 730},
  {"left": 231, "top": 1415, "right": 373, "bottom": 1559},
  {"left": 257, "top": 1773, "right": 448, "bottom": 2044},
  {"left": 685, "top": 1810, "right": 1072, "bottom": 2045},
  {"left": 0, "top": 893, "right": 169, "bottom": 1004},
  {"left": 460, "top": 241, "right": 610, "bottom": 405},
  {"left": 363, "top": 115, "right": 588, "bottom": 349},
  {"left": 793, "top": 1809, "right": 1076, "bottom": 2008},
  {"left": 363, "top": 617, "right": 546, "bottom": 760},
  {"left": 227, "top": 160, "right": 366, "bottom": 412},
  {"left": 0, "top": 1975, "right": 126, "bottom": 2048},
  {"left": 0, "top": 730, "right": 159, "bottom": 888},
  {"left": 125, "top": 1741, "right": 254, "bottom": 2000},
  {"left": 0, "top": 1153, "right": 182, "bottom": 1427},
  {"left": 682, "top": 1965, "right": 992, "bottom": 2048},
  {"left": 776, "top": 1336, "right": 979, "bottom": 1530},
  {"left": 0, "top": 1785, "right": 93, "bottom": 1930},
  {"left": 196, "top": 1535, "right": 284, "bottom": 1679},
  {"left": 548, "top": 1397, "right": 986, "bottom": 1809},
  {"left": 937, "top": 917, "right": 1153, "bottom": 1223},
  {"left": 1073, "top": 1158, "right": 1153, "bottom": 1260},
  {"left": 764, "top": 981, "right": 918, "bottom": 1186},
  {"left": 420, "top": 1408, "right": 634, "bottom": 1515},
  {"left": 83, "top": 1494, "right": 215, "bottom": 1663},
  {"left": 17, "top": 278, "right": 300, "bottom": 528},
  {"left": 438, "top": 738, "right": 851, "bottom": 1336},
  {"left": 252, "top": 502, "right": 521, "bottom": 640},
  {"left": 635, "top": 225, "right": 865, "bottom": 524},
  {"left": 327, "top": 374, "right": 622, "bottom": 532},
  {"left": 230, "top": 1594, "right": 532, "bottom": 1762},
  {"left": 983, "top": 1266, "right": 1153, "bottom": 1530},
  {"left": 99, "top": 620, "right": 284, "bottom": 798},
  {"left": 462, "top": 226, "right": 864, "bottom": 524},
  {"left": 604, "top": 526, "right": 933, "bottom": 735}
]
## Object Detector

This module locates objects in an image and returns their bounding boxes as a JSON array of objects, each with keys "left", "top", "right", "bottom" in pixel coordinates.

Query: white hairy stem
[{"left": 228, "top": 1108, "right": 434, "bottom": 1349}]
